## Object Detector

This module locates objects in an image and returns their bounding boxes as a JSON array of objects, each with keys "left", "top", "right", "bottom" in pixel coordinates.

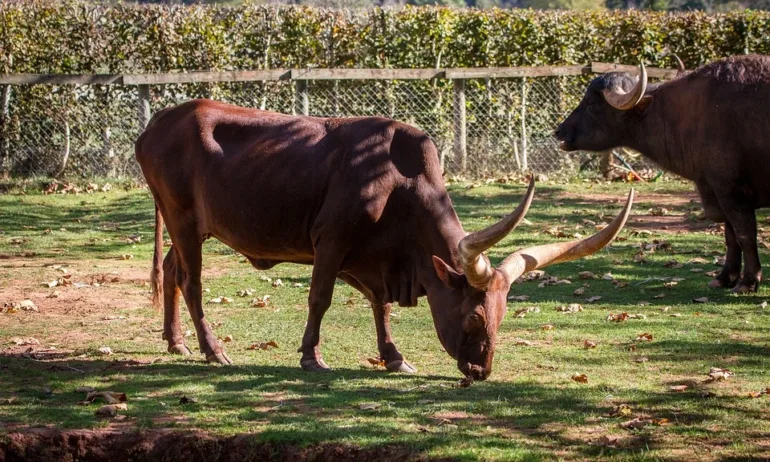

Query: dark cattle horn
[
  {"left": 672, "top": 54, "right": 686, "bottom": 76},
  {"left": 498, "top": 189, "right": 634, "bottom": 283},
  {"left": 602, "top": 62, "right": 648, "bottom": 111},
  {"left": 458, "top": 177, "right": 536, "bottom": 290}
]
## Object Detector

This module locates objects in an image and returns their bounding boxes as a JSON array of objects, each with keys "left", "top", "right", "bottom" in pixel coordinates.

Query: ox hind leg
[
  {"left": 162, "top": 246, "right": 192, "bottom": 356},
  {"left": 338, "top": 274, "right": 415, "bottom": 373},
  {"left": 699, "top": 181, "right": 742, "bottom": 290},
  {"left": 722, "top": 206, "right": 762, "bottom": 293},
  {"left": 171, "top": 227, "right": 232, "bottom": 364}
]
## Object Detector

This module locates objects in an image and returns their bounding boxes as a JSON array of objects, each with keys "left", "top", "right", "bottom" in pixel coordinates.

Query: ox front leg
[
  {"left": 372, "top": 302, "right": 416, "bottom": 373},
  {"left": 174, "top": 239, "right": 232, "bottom": 364},
  {"left": 709, "top": 222, "right": 741, "bottom": 289},
  {"left": 723, "top": 207, "right": 762, "bottom": 293},
  {"left": 162, "top": 247, "right": 192, "bottom": 356},
  {"left": 298, "top": 251, "right": 344, "bottom": 372}
]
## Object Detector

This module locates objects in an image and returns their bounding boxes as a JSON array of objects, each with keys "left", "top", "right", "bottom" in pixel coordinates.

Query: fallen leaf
[
  {"left": 95, "top": 403, "right": 127, "bottom": 417},
  {"left": 98, "top": 346, "right": 113, "bottom": 355},
  {"left": 359, "top": 403, "right": 380, "bottom": 410},
  {"left": 367, "top": 357, "right": 386, "bottom": 367},
  {"left": 251, "top": 295, "right": 271, "bottom": 307},
  {"left": 584, "top": 340, "right": 597, "bottom": 349},
  {"left": 179, "top": 395, "right": 198, "bottom": 405},
  {"left": 10, "top": 337, "right": 40, "bottom": 346},
  {"left": 223, "top": 335, "right": 234, "bottom": 343},
  {"left": 634, "top": 356, "right": 649, "bottom": 363},
  {"left": 690, "top": 268, "right": 703, "bottom": 273},
  {"left": 602, "top": 273, "right": 615, "bottom": 281},
  {"left": 621, "top": 417, "right": 650, "bottom": 430},
  {"left": 669, "top": 385, "right": 689, "bottom": 392},
  {"left": 541, "top": 324, "right": 556, "bottom": 331},
  {"left": 586, "top": 296, "right": 602, "bottom": 303},
  {"left": 615, "top": 281, "right": 629, "bottom": 288},
  {"left": 573, "top": 287, "right": 585, "bottom": 296},
  {"left": 237, "top": 289, "right": 254, "bottom": 297},
  {"left": 653, "top": 293, "right": 666, "bottom": 299},
  {"left": 259, "top": 275, "right": 272, "bottom": 282},
  {"left": 119, "top": 254, "right": 133, "bottom": 260},
  {"left": 707, "top": 367, "right": 734, "bottom": 382},
  {"left": 507, "top": 294, "right": 530, "bottom": 302},
  {"left": 513, "top": 306, "right": 540, "bottom": 318},
  {"left": 247, "top": 340, "right": 279, "bottom": 350},
  {"left": 557, "top": 303, "right": 584, "bottom": 313},
  {"left": 693, "top": 297, "right": 709, "bottom": 304},
  {"left": 597, "top": 435, "right": 618, "bottom": 447},
  {"left": 43, "top": 280, "right": 59, "bottom": 288},
  {"left": 579, "top": 271, "right": 597, "bottom": 280},
  {"left": 292, "top": 282, "right": 304, "bottom": 288},
  {"left": 86, "top": 391, "right": 127, "bottom": 404},
  {"left": 571, "top": 373, "right": 588, "bottom": 383},
  {"left": 610, "top": 404, "right": 633, "bottom": 417},
  {"left": 664, "top": 281, "right": 679, "bottom": 289},
  {"left": 272, "top": 279, "right": 284, "bottom": 288},
  {"left": 748, "top": 391, "right": 765, "bottom": 398},
  {"left": 75, "top": 386, "right": 95, "bottom": 393},
  {"left": 514, "top": 338, "right": 534, "bottom": 346},
  {"left": 637, "top": 301, "right": 651, "bottom": 306},
  {"left": 607, "top": 312, "right": 629, "bottom": 322},
  {"left": 47, "top": 291, "right": 60, "bottom": 299},
  {"left": 0, "top": 397, "right": 17, "bottom": 405},
  {"left": 636, "top": 333, "right": 653, "bottom": 342}
]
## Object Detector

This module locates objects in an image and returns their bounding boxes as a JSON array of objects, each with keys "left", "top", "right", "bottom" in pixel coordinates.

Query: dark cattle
[
  {"left": 136, "top": 99, "right": 633, "bottom": 381},
  {"left": 556, "top": 54, "right": 770, "bottom": 293}
]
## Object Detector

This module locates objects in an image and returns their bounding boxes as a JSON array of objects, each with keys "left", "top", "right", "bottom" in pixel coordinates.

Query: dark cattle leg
[
  {"left": 171, "top": 227, "right": 232, "bottom": 364},
  {"left": 298, "top": 246, "right": 346, "bottom": 372},
  {"left": 162, "top": 247, "right": 192, "bottom": 355},
  {"left": 698, "top": 181, "right": 742, "bottom": 290},
  {"left": 371, "top": 302, "right": 416, "bottom": 373},
  {"left": 721, "top": 205, "right": 762, "bottom": 293},
  {"left": 708, "top": 222, "right": 742, "bottom": 289},
  {"left": 337, "top": 273, "right": 414, "bottom": 373}
]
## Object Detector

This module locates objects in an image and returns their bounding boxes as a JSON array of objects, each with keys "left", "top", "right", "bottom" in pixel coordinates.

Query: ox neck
[{"left": 623, "top": 85, "right": 695, "bottom": 181}]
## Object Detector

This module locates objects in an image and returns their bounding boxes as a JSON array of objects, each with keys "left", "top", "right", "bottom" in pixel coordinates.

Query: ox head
[
  {"left": 555, "top": 62, "right": 650, "bottom": 153},
  {"left": 429, "top": 178, "right": 634, "bottom": 382}
]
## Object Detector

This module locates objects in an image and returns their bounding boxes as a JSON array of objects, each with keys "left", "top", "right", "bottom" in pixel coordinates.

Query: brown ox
[{"left": 136, "top": 99, "right": 633, "bottom": 381}]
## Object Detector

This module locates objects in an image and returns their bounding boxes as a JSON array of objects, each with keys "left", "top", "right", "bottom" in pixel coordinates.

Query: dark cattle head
[
  {"left": 556, "top": 63, "right": 650, "bottom": 153},
  {"left": 427, "top": 179, "right": 634, "bottom": 381}
]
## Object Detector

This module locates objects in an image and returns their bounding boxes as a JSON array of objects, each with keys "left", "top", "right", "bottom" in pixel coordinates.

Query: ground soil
[{"left": 0, "top": 428, "right": 430, "bottom": 462}]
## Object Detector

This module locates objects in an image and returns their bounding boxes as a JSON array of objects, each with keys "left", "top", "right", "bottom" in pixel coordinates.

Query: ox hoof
[
  {"left": 206, "top": 352, "right": 233, "bottom": 365},
  {"left": 732, "top": 282, "right": 758, "bottom": 294},
  {"left": 168, "top": 344, "right": 192, "bottom": 356},
  {"left": 385, "top": 360, "right": 417, "bottom": 374},
  {"left": 300, "top": 358, "right": 331, "bottom": 372}
]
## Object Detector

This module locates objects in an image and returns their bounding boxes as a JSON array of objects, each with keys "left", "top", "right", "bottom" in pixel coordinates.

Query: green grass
[{"left": 1, "top": 178, "right": 770, "bottom": 460}]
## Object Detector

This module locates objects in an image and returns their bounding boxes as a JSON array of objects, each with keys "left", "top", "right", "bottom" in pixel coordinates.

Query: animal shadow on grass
[{"left": 0, "top": 351, "right": 736, "bottom": 458}]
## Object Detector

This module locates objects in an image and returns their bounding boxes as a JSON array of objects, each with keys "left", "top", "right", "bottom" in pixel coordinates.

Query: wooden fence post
[
  {"left": 453, "top": 79, "right": 467, "bottom": 173},
  {"left": 137, "top": 84, "right": 151, "bottom": 130},
  {"left": 295, "top": 80, "right": 309, "bottom": 116}
]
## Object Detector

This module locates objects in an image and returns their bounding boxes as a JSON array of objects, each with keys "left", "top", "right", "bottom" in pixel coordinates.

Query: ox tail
[{"left": 150, "top": 203, "right": 164, "bottom": 311}]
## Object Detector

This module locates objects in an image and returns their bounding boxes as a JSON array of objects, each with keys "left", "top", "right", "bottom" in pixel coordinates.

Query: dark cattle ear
[
  {"left": 432, "top": 256, "right": 464, "bottom": 289},
  {"left": 633, "top": 95, "right": 653, "bottom": 113}
]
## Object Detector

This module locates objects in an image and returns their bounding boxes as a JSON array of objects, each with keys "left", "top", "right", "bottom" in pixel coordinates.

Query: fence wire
[{"left": 0, "top": 75, "right": 650, "bottom": 179}]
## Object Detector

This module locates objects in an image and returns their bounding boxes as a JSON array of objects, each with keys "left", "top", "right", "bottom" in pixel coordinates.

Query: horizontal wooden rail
[{"left": 0, "top": 63, "right": 679, "bottom": 85}]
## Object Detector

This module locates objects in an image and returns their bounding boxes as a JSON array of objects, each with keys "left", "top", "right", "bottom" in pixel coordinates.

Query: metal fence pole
[
  {"left": 453, "top": 79, "right": 467, "bottom": 172},
  {"left": 0, "top": 84, "right": 11, "bottom": 178},
  {"left": 520, "top": 77, "right": 528, "bottom": 172},
  {"left": 138, "top": 84, "right": 151, "bottom": 130},
  {"left": 295, "top": 80, "right": 309, "bottom": 116}
]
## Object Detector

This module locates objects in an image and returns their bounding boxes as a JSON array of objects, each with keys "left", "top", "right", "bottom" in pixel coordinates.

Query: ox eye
[{"left": 464, "top": 311, "right": 485, "bottom": 331}]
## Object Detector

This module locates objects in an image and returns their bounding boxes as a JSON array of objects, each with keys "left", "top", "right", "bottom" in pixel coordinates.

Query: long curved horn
[
  {"left": 602, "top": 63, "right": 648, "bottom": 111},
  {"left": 458, "top": 176, "right": 536, "bottom": 290},
  {"left": 498, "top": 189, "right": 634, "bottom": 284},
  {"left": 671, "top": 54, "right": 686, "bottom": 76}
]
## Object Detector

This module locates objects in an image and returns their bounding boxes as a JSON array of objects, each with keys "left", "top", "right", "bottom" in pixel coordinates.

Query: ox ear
[{"left": 432, "top": 256, "right": 464, "bottom": 289}]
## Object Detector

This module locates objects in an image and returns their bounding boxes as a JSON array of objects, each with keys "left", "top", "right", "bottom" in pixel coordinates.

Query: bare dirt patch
[{"left": 0, "top": 428, "right": 427, "bottom": 462}]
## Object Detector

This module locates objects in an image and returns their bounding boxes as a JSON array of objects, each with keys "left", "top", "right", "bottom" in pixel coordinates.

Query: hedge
[{"left": 2, "top": 2, "right": 770, "bottom": 74}]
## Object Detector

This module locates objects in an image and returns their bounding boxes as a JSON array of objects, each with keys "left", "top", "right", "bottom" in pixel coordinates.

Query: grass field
[{"left": 1, "top": 177, "right": 770, "bottom": 460}]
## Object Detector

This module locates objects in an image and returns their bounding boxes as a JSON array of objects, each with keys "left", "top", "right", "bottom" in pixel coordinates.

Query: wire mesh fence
[{"left": 0, "top": 69, "right": 652, "bottom": 180}]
